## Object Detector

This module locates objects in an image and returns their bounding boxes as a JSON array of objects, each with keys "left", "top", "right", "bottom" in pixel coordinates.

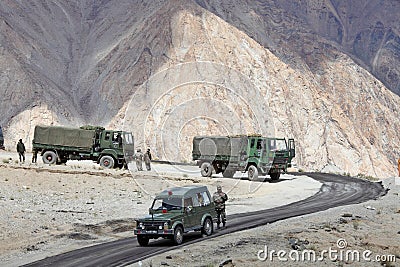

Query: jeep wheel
[
  {"left": 137, "top": 235, "right": 149, "bottom": 246},
  {"left": 99, "top": 155, "right": 114, "bottom": 168},
  {"left": 248, "top": 165, "right": 258, "bottom": 181},
  {"left": 200, "top": 162, "right": 213, "bottom": 177},
  {"left": 202, "top": 217, "right": 213, "bottom": 236},
  {"left": 222, "top": 170, "right": 235, "bottom": 178},
  {"left": 270, "top": 172, "right": 280, "bottom": 181},
  {"left": 173, "top": 225, "right": 184, "bottom": 245},
  {"left": 42, "top": 151, "right": 57, "bottom": 165}
]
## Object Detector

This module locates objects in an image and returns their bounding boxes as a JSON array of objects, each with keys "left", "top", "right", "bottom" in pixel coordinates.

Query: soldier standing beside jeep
[{"left": 213, "top": 185, "right": 228, "bottom": 229}]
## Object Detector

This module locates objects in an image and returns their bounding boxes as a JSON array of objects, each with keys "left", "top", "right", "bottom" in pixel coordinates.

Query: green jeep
[{"left": 134, "top": 185, "right": 217, "bottom": 246}]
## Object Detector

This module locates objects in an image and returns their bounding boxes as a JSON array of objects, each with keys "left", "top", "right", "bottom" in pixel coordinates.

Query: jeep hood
[{"left": 139, "top": 212, "right": 181, "bottom": 221}]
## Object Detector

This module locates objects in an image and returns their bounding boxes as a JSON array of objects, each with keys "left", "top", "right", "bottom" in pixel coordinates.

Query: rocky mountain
[{"left": 0, "top": 0, "right": 399, "bottom": 178}]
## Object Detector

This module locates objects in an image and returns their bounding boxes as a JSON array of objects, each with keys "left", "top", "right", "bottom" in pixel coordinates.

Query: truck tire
[
  {"left": 137, "top": 235, "right": 149, "bottom": 246},
  {"left": 200, "top": 162, "right": 213, "bottom": 177},
  {"left": 222, "top": 170, "right": 235, "bottom": 178},
  {"left": 43, "top": 151, "right": 57, "bottom": 165},
  {"left": 99, "top": 155, "right": 115, "bottom": 168},
  {"left": 248, "top": 165, "right": 258, "bottom": 181},
  {"left": 173, "top": 225, "right": 184, "bottom": 245},
  {"left": 270, "top": 172, "right": 280, "bottom": 181}
]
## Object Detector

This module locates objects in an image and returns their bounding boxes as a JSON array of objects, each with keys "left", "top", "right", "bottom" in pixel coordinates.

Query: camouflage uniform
[
  {"left": 213, "top": 185, "right": 228, "bottom": 228},
  {"left": 134, "top": 149, "right": 144, "bottom": 171},
  {"left": 144, "top": 149, "right": 152, "bottom": 171},
  {"left": 32, "top": 149, "right": 38, "bottom": 163},
  {"left": 16, "top": 139, "right": 26, "bottom": 163}
]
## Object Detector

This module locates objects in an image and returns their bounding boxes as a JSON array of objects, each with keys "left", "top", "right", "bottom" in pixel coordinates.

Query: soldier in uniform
[
  {"left": 16, "top": 139, "right": 26, "bottom": 163},
  {"left": 144, "top": 148, "right": 152, "bottom": 171},
  {"left": 213, "top": 185, "right": 228, "bottom": 229},
  {"left": 32, "top": 149, "right": 38, "bottom": 163},
  {"left": 134, "top": 148, "right": 144, "bottom": 171}
]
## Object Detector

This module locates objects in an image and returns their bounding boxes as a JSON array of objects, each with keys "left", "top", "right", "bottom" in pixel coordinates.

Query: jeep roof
[{"left": 155, "top": 185, "right": 209, "bottom": 199}]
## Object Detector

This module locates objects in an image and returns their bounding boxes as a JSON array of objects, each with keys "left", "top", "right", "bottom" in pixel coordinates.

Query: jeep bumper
[{"left": 134, "top": 229, "right": 174, "bottom": 235}]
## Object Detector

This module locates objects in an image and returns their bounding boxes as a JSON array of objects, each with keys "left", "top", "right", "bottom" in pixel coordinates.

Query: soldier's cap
[{"left": 19, "top": 139, "right": 22, "bottom": 142}]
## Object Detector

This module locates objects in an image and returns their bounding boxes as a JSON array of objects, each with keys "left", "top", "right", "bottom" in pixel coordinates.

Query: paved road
[{"left": 23, "top": 172, "right": 386, "bottom": 267}]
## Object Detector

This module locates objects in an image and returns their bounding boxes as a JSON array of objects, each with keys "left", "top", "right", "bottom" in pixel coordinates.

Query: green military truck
[
  {"left": 192, "top": 135, "right": 295, "bottom": 181},
  {"left": 32, "top": 125, "right": 134, "bottom": 168},
  {"left": 134, "top": 185, "right": 216, "bottom": 246}
]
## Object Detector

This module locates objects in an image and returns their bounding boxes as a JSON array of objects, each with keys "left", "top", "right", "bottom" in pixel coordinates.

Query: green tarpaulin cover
[{"left": 33, "top": 126, "right": 95, "bottom": 149}]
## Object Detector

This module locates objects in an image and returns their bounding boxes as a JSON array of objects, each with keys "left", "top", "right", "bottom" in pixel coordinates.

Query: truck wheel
[
  {"left": 99, "top": 155, "right": 114, "bottom": 168},
  {"left": 248, "top": 165, "right": 258, "bottom": 181},
  {"left": 43, "top": 151, "right": 57, "bottom": 165},
  {"left": 270, "top": 173, "right": 280, "bottom": 181},
  {"left": 200, "top": 162, "right": 213, "bottom": 177},
  {"left": 173, "top": 225, "right": 184, "bottom": 245},
  {"left": 137, "top": 235, "right": 149, "bottom": 246},
  {"left": 202, "top": 217, "right": 213, "bottom": 236},
  {"left": 222, "top": 170, "right": 235, "bottom": 178}
]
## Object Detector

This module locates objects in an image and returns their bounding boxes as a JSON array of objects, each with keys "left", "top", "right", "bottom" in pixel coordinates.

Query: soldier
[
  {"left": 16, "top": 139, "right": 26, "bottom": 163},
  {"left": 32, "top": 149, "right": 38, "bottom": 163},
  {"left": 134, "top": 148, "right": 144, "bottom": 171},
  {"left": 144, "top": 148, "right": 152, "bottom": 171},
  {"left": 213, "top": 185, "right": 228, "bottom": 229}
]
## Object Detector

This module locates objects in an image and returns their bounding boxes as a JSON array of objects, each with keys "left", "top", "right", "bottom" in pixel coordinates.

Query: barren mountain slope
[
  {"left": 0, "top": 0, "right": 399, "bottom": 177},
  {"left": 196, "top": 0, "right": 400, "bottom": 95}
]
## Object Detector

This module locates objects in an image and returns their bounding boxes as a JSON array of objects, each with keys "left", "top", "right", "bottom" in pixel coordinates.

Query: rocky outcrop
[{"left": 0, "top": 0, "right": 399, "bottom": 177}]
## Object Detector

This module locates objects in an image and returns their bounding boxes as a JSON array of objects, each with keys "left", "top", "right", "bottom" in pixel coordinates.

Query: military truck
[
  {"left": 134, "top": 185, "right": 216, "bottom": 246},
  {"left": 32, "top": 125, "right": 134, "bottom": 168},
  {"left": 0, "top": 126, "right": 4, "bottom": 150},
  {"left": 192, "top": 135, "right": 295, "bottom": 181}
]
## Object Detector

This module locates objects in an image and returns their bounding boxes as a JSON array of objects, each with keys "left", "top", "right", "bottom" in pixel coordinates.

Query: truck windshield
[
  {"left": 152, "top": 198, "right": 182, "bottom": 211},
  {"left": 268, "top": 139, "right": 287, "bottom": 151}
]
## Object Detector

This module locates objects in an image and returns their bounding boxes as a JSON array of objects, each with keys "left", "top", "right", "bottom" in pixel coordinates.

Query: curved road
[{"left": 23, "top": 173, "right": 386, "bottom": 267}]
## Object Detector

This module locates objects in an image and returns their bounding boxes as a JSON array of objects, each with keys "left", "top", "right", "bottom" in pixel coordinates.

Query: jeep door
[{"left": 183, "top": 197, "right": 196, "bottom": 229}]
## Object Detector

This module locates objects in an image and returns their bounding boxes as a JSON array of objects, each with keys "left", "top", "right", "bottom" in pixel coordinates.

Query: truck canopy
[
  {"left": 192, "top": 136, "right": 247, "bottom": 157},
  {"left": 33, "top": 126, "right": 95, "bottom": 149}
]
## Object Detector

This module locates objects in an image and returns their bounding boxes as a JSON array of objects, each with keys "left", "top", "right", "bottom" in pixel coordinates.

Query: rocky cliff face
[{"left": 0, "top": 0, "right": 399, "bottom": 178}]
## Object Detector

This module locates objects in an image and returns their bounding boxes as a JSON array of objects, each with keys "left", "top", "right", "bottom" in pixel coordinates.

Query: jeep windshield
[{"left": 151, "top": 198, "right": 183, "bottom": 211}]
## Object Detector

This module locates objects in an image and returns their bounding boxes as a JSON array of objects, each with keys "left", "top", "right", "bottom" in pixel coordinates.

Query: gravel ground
[{"left": 0, "top": 153, "right": 323, "bottom": 267}]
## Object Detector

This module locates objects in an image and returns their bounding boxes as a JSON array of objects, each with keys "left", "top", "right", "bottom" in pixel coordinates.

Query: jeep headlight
[{"left": 139, "top": 222, "right": 144, "bottom": 229}]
